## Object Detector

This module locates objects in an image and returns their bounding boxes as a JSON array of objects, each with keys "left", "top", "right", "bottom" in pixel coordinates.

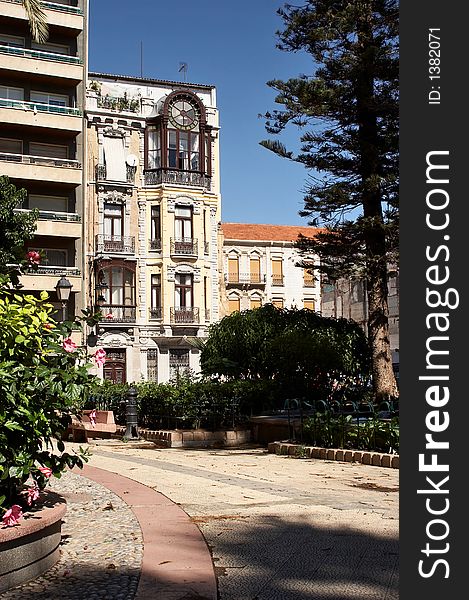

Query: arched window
[{"left": 144, "top": 90, "right": 212, "bottom": 186}]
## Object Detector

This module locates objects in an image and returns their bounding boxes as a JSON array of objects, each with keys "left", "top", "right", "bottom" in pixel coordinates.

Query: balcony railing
[
  {"left": 0, "top": 44, "right": 82, "bottom": 64},
  {"left": 14, "top": 208, "right": 81, "bottom": 222},
  {"left": 150, "top": 239, "right": 162, "bottom": 251},
  {"left": 169, "top": 356, "right": 190, "bottom": 369},
  {"left": 170, "top": 307, "right": 200, "bottom": 324},
  {"left": 95, "top": 234, "right": 135, "bottom": 254},
  {"left": 99, "top": 306, "right": 136, "bottom": 323},
  {"left": 0, "top": 151, "right": 81, "bottom": 169},
  {"left": 144, "top": 168, "right": 211, "bottom": 190},
  {"left": 28, "top": 266, "right": 81, "bottom": 276},
  {"left": 149, "top": 307, "right": 163, "bottom": 320},
  {"left": 0, "top": 98, "right": 81, "bottom": 116},
  {"left": 95, "top": 163, "right": 136, "bottom": 183},
  {"left": 272, "top": 275, "right": 284, "bottom": 286},
  {"left": 225, "top": 272, "right": 266, "bottom": 285},
  {"left": 170, "top": 238, "right": 198, "bottom": 256},
  {"left": 4, "top": 0, "right": 83, "bottom": 14}
]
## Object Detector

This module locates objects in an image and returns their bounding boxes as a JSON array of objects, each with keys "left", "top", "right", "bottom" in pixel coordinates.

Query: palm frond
[{"left": 22, "top": 0, "right": 49, "bottom": 44}]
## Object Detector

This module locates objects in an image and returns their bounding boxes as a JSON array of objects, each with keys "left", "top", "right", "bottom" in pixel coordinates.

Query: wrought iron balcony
[
  {"left": 95, "top": 163, "right": 136, "bottom": 183},
  {"left": 30, "top": 266, "right": 81, "bottom": 276},
  {"left": 150, "top": 239, "right": 162, "bottom": 251},
  {"left": 170, "top": 307, "right": 200, "bottom": 324},
  {"left": 99, "top": 305, "right": 136, "bottom": 323},
  {"left": 149, "top": 307, "right": 163, "bottom": 320},
  {"left": 170, "top": 238, "right": 198, "bottom": 256},
  {"left": 272, "top": 275, "right": 285, "bottom": 286},
  {"left": 96, "top": 234, "right": 135, "bottom": 254},
  {"left": 144, "top": 168, "right": 211, "bottom": 190},
  {"left": 225, "top": 272, "right": 266, "bottom": 285}
]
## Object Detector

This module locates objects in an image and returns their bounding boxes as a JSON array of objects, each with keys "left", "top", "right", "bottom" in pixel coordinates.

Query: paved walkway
[{"left": 2, "top": 440, "right": 399, "bottom": 600}]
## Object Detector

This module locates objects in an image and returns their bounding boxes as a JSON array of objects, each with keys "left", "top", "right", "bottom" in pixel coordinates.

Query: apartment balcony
[
  {"left": 99, "top": 305, "right": 136, "bottom": 323},
  {"left": 0, "top": 98, "right": 82, "bottom": 132},
  {"left": 95, "top": 163, "right": 136, "bottom": 184},
  {"left": 170, "top": 238, "right": 198, "bottom": 257},
  {"left": 225, "top": 272, "right": 266, "bottom": 286},
  {"left": 144, "top": 168, "right": 211, "bottom": 190},
  {"left": 149, "top": 307, "right": 163, "bottom": 320},
  {"left": 0, "top": 44, "right": 83, "bottom": 82},
  {"left": 2, "top": 1, "right": 84, "bottom": 31},
  {"left": 14, "top": 208, "right": 81, "bottom": 238},
  {"left": 20, "top": 265, "right": 81, "bottom": 293},
  {"left": 271, "top": 275, "right": 285, "bottom": 286},
  {"left": 95, "top": 234, "right": 135, "bottom": 255},
  {"left": 170, "top": 307, "right": 200, "bottom": 324},
  {"left": 149, "top": 239, "right": 162, "bottom": 251},
  {"left": 0, "top": 152, "right": 82, "bottom": 184}
]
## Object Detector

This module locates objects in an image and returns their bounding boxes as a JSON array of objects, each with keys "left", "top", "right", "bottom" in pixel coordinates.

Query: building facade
[
  {"left": 0, "top": 0, "right": 88, "bottom": 327},
  {"left": 84, "top": 73, "right": 221, "bottom": 383},
  {"left": 220, "top": 223, "right": 321, "bottom": 315},
  {"left": 320, "top": 270, "right": 400, "bottom": 369}
]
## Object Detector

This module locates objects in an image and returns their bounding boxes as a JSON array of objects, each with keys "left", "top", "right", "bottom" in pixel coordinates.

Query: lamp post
[{"left": 55, "top": 276, "right": 73, "bottom": 322}]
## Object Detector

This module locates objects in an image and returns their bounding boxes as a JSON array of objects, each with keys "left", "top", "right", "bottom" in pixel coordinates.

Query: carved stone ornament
[{"left": 103, "top": 126, "right": 125, "bottom": 138}]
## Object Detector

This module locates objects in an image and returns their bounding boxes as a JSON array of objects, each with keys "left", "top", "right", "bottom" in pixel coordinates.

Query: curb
[
  {"left": 75, "top": 464, "right": 218, "bottom": 600},
  {"left": 267, "top": 441, "right": 399, "bottom": 468}
]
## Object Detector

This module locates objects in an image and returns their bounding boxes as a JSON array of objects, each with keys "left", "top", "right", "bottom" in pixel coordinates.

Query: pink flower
[
  {"left": 26, "top": 484, "right": 40, "bottom": 506},
  {"left": 89, "top": 409, "right": 97, "bottom": 428},
  {"left": 26, "top": 250, "right": 40, "bottom": 265},
  {"left": 38, "top": 466, "right": 52, "bottom": 478},
  {"left": 105, "top": 313, "right": 114, "bottom": 320},
  {"left": 62, "top": 338, "right": 77, "bottom": 353},
  {"left": 94, "top": 348, "right": 106, "bottom": 367},
  {"left": 2, "top": 505, "right": 23, "bottom": 527},
  {"left": 43, "top": 323, "right": 54, "bottom": 330}
]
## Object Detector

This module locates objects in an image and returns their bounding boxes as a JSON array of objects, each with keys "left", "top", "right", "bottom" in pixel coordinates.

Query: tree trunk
[{"left": 367, "top": 269, "right": 399, "bottom": 401}]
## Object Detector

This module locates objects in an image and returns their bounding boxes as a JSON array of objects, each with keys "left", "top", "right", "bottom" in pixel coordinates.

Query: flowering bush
[{"left": 0, "top": 274, "right": 102, "bottom": 522}]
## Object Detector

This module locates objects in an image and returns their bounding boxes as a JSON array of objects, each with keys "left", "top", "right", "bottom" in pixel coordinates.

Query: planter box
[{"left": 0, "top": 490, "right": 67, "bottom": 593}]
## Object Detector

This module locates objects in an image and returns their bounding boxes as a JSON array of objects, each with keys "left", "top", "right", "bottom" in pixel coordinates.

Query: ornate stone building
[{"left": 84, "top": 73, "right": 221, "bottom": 383}]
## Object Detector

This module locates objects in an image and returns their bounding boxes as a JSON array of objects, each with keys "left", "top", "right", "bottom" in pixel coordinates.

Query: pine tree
[{"left": 261, "top": 0, "right": 399, "bottom": 401}]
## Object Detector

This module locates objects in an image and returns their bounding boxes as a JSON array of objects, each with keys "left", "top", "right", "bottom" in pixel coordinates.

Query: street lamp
[{"left": 55, "top": 276, "right": 73, "bottom": 322}]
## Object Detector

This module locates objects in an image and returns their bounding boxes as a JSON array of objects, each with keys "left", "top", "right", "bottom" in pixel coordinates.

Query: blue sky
[{"left": 88, "top": 0, "right": 314, "bottom": 226}]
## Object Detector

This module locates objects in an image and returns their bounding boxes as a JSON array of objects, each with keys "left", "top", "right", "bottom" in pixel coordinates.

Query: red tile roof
[{"left": 221, "top": 222, "right": 322, "bottom": 242}]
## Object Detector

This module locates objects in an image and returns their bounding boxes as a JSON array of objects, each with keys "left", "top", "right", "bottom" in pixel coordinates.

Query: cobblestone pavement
[
  {"left": 79, "top": 442, "right": 399, "bottom": 600},
  {"left": 1, "top": 470, "right": 143, "bottom": 600}
]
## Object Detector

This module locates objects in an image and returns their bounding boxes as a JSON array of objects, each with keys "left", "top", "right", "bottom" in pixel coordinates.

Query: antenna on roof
[
  {"left": 140, "top": 41, "right": 143, "bottom": 78},
  {"left": 178, "top": 62, "right": 188, "bottom": 82}
]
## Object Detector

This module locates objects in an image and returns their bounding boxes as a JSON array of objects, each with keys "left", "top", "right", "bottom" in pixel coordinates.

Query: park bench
[{"left": 67, "top": 410, "right": 117, "bottom": 442}]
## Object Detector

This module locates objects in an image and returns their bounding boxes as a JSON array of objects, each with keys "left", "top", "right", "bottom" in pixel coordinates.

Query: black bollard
[{"left": 123, "top": 385, "right": 139, "bottom": 440}]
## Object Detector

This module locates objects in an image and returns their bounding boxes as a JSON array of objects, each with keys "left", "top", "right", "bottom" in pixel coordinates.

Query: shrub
[{"left": 0, "top": 278, "right": 99, "bottom": 515}]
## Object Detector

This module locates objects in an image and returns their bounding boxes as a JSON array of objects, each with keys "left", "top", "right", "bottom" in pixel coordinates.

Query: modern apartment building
[
  {"left": 85, "top": 73, "right": 221, "bottom": 383},
  {"left": 220, "top": 223, "right": 322, "bottom": 315},
  {"left": 0, "top": 0, "right": 87, "bottom": 324}
]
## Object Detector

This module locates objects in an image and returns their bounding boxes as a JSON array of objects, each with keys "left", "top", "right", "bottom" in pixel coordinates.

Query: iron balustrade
[
  {"left": 99, "top": 305, "right": 136, "bottom": 323},
  {"left": 170, "top": 237, "right": 198, "bottom": 256},
  {"left": 95, "top": 163, "right": 136, "bottom": 183},
  {"left": 0, "top": 98, "right": 81, "bottom": 116},
  {"left": 0, "top": 44, "right": 82, "bottom": 64},
  {"left": 170, "top": 307, "right": 200, "bottom": 324},
  {"left": 96, "top": 234, "right": 135, "bottom": 254},
  {"left": 0, "top": 152, "right": 81, "bottom": 169},
  {"left": 31, "top": 266, "right": 81, "bottom": 276},
  {"left": 272, "top": 275, "right": 285, "bottom": 286},
  {"left": 225, "top": 272, "right": 266, "bottom": 285},
  {"left": 149, "top": 307, "right": 163, "bottom": 320},
  {"left": 144, "top": 168, "right": 211, "bottom": 190},
  {"left": 150, "top": 239, "right": 162, "bottom": 251}
]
